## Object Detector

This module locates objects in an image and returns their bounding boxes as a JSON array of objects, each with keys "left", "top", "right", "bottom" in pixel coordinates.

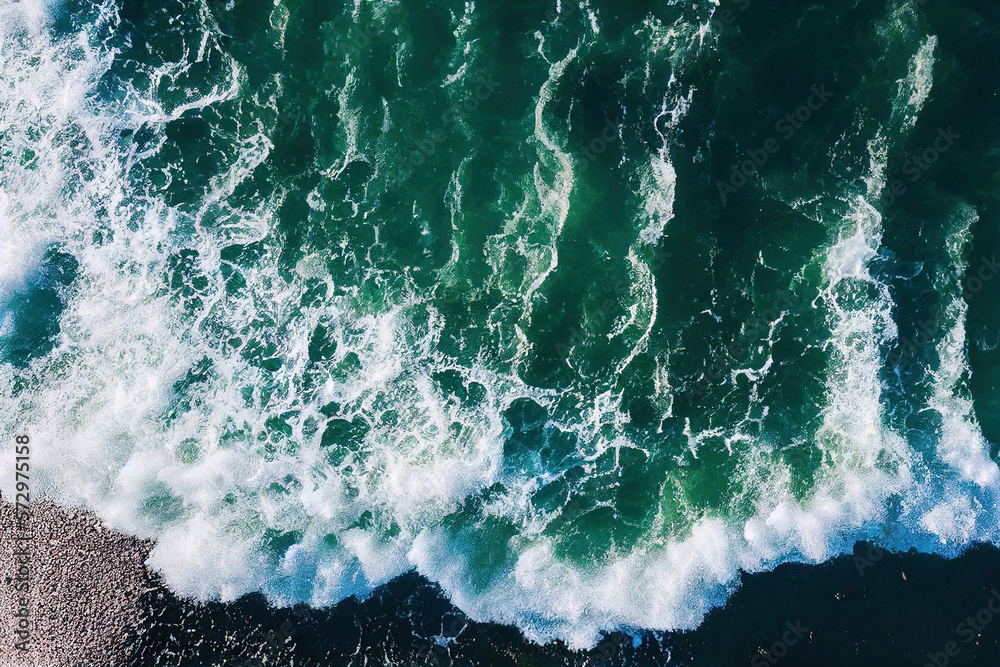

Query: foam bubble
[{"left": 1, "top": 0, "right": 999, "bottom": 651}]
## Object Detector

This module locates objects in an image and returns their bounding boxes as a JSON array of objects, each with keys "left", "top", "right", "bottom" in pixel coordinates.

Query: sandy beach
[{"left": 0, "top": 501, "right": 152, "bottom": 667}]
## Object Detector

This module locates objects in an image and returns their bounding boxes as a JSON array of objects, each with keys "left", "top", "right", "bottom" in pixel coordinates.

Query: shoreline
[
  {"left": 0, "top": 501, "right": 155, "bottom": 667},
  {"left": 4, "top": 501, "right": 1000, "bottom": 666}
]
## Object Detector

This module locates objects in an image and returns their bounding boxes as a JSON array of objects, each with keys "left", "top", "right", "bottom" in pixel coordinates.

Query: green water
[{"left": 0, "top": 0, "right": 999, "bottom": 650}]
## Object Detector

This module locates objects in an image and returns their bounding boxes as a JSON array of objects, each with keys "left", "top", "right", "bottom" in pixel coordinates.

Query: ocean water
[{"left": 1, "top": 0, "right": 999, "bottom": 655}]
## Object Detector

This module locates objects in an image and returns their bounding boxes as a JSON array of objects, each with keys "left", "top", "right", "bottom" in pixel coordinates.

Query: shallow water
[{"left": 1, "top": 0, "right": 999, "bottom": 654}]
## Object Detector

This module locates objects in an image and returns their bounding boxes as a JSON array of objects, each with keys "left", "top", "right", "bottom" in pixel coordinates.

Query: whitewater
[{"left": 1, "top": 0, "right": 997, "bottom": 650}]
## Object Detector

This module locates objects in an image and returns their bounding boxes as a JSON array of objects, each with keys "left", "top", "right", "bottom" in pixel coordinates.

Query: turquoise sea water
[{"left": 1, "top": 0, "right": 999, "bottom": 656}]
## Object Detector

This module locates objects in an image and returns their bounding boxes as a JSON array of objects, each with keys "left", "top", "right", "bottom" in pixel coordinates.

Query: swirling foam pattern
[{"left": 1, "top": 0, "right": 998, "bottom": 648}]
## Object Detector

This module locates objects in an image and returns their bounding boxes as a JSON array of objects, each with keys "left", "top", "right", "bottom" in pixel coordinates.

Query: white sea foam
[
  {"left": 639, "top": 139, "right": 677, "bottom": 246},
  {"left": 896, "top": 35, "right": 938, "bottom": 128},
  {"left": 1, "top": 0, "right": 999, "bottom": 651},
  {"left": 521, "top": 41, "right": 578, "bottom": 326},
  {"left": 927, "top": 206, "right": 1000, "bottom": 493}
]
